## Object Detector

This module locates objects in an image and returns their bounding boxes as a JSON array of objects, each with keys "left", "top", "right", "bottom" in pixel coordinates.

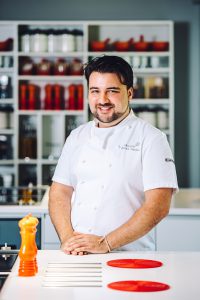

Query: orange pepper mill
[{"left": 18, "top": 214, "right": 39, "bottom": 276}]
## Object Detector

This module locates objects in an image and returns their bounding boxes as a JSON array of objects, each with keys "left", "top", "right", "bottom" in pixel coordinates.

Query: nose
[{"left": 99, "top": 92, "right": 110, "bottom": 104}]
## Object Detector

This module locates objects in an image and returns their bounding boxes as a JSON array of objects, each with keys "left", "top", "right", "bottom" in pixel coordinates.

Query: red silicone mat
[
  {"left": 107, "top": 259, "right": 163, "bottom": 269},
  {"left": 107, "top": 280, "right": 170, "bottom": 292}
]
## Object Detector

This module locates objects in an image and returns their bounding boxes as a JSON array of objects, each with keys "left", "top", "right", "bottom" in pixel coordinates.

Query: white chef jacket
[{"left": 52, "top": 110, "right": 178, "bottom": 251}]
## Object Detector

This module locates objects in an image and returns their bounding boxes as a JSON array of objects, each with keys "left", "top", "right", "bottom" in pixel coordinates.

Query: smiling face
[{"left": 88, "top": 72, "right": 133, "bottom": 128}]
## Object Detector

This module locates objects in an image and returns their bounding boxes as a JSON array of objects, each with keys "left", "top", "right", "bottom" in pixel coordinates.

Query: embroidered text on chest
[{"left": 118, "top": 142, "right": 140, "bottom": 151}]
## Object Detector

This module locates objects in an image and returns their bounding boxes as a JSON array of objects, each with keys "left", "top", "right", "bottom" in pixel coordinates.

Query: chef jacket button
[
  {"left": 109, "top": 163, "right": 112, "bottom": 168},
  {"left": 82, "top": 160, "right": 86, "bottom": 163},
  {"left": 77, "top": 202, "right": 81, "bottom": 206},
  {"left": 94, "top": 206, "right": 97, "bottom": 210},
  {"left": 88, "top": 228, "right": 92, "bottom": 233},
  {"left": 101, "top": 185, "right": 104, "bottom": 189},
  {"left": 128, "top": 125, "right": 132, "bottom": 129}
]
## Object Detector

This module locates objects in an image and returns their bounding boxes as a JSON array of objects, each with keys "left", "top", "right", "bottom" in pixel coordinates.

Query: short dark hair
[{"left": 84, "top": 55, "right": 133, "bottom": 89}]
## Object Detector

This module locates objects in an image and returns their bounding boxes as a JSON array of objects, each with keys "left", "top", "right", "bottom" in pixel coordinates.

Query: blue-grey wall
[{"left": 0, "top": 0, "right": 199, "bottom": 187}]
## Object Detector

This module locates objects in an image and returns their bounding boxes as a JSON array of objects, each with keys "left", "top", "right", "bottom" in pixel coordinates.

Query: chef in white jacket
[{"left": 49, "top": 55, "right": 178, "bottom": 255}]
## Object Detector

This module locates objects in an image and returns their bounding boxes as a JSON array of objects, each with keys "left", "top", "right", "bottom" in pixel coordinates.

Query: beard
[{"left": 91, "top": 103, "right": 129, "bottom": 124}]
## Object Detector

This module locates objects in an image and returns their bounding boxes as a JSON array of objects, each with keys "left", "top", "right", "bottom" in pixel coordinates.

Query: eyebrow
[{"left": 89, "top": 87, "right": 121, "bottom": 91}]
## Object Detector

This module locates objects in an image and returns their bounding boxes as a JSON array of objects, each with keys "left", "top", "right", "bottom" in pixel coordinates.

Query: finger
[
  {"left": 73, "top": 246, "right": 90, "bottom": 253},
  {"left": 71, "top": 250, "right": 79, "bottom": 255}
]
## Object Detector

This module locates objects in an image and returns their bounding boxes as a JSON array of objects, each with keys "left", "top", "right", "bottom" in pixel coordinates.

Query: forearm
[
  {"left": 106, "top": 188, "right": 172, "bottom": 250},
  {"left": 48, "top": 182, "right": 74, "bottom": 243}
]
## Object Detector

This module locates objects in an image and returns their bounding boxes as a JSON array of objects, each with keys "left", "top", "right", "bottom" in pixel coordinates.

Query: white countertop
[
  {"left": 1, "top": 250, "right": 200, "bottom": 300},
  {"left": 1, "top": 188, "right": 200, "bottom": 216}
]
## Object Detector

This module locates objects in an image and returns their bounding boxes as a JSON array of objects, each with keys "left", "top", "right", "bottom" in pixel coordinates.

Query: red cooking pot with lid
[
  {"left": 90, "top": 38, "right": 110, "bottom": 51},
  {"left": 134, "top": 35, "right": 150, "bottom": 52},
  {"left": 114, "top": 38, "right": 134, "bottom": 51},
  {"left": 152, "top": 41, "right": 169, "bottom": 51}
]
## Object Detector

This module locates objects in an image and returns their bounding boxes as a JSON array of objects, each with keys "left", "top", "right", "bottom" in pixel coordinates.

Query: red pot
[
  {"left": 152, "top": 41, "right": 169, "bottom": 51},
  {"left": 115, "top": 38, "right": 134, "bottom": 51},
  {"left": 90, "top": 38, "right": 110, "bottom": 51},
  {"left": 134, "top": 35, "right": 150, "bottom": 52}
]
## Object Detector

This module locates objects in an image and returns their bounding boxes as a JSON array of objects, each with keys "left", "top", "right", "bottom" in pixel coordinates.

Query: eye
[
  {"left": 108, "top": 89, "right": 119, "bottom": 94},
  {"left": 90, "top": 89, "right": 99, "bottom": 94}
]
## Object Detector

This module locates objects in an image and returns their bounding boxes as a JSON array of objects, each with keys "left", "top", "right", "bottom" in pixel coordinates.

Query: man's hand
[{"left": 61, "top": 232, "right": 108, "bottom": 255}]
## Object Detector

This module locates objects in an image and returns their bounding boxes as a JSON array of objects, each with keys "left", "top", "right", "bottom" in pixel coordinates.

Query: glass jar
[
  {"left": 30, "top": 29, "right": 48, "bottom": 53},
  {"left": 59, "top": 30, "right": 75, "bottom": 52}
]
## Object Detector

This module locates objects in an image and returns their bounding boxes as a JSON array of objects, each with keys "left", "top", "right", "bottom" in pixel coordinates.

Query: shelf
[
  {"left": 0, "top": 99, "right": 14, "bottom": 104},
  {"left": 18, "top": 52, "right": 84, "bottom": 57},
  {"left": 134, "top": 68, "right": 170, "bottom": 74},
  {"left": 0, "top": 129, "right": 14, "bottom": 135},
  {"left": 17, "top": 110, "right": 84, "bottom": 115},
  {"left": 0, "top": 20, "right": 174, "bottom": 186},
  {"left": 0, "top": 52, "right": 14, "bottom": 56},
  {"left": 0, "top": 160, "right": 15, "bottom": 164},
  {"left": 18, "top": 75, "right": 84, "bottom": 81},
  {"left": 0, "top": 68, "right": 14, "bottom": 73},
  {"left": 130, "top": 99, "right": 170, "bottom": 105},
  {"left": 17, "top": 159, "right": 38, "bottom": 164},
  {"left": 87, "top": 51, "right": 170, "bottom": 57}
]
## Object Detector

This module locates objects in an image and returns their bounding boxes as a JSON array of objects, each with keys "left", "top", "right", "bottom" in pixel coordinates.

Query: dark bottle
[{"left": 19, "top": 119, "right": 37, "bottom": 159}]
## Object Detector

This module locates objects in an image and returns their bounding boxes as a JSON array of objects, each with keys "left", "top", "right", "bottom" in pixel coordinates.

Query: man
[{"left": 49, "top": 55, "right": 178, "bottom": 255}]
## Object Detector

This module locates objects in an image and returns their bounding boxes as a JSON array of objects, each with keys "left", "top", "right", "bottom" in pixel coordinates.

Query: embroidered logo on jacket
[
  {"left": 118, "top": 142, "right": 140, "bottom": 151},
  {"left": 165, "top": 158, "right": 175, "bottom": 164}
]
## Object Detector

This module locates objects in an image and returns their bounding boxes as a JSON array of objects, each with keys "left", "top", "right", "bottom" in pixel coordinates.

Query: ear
[{"left": 128, "top": 87, "right": 133, "bottom": 100}]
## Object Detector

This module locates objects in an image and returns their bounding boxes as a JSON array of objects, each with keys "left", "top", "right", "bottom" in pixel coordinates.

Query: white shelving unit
[{"left": 0, "top": 20, "right": 174, "bottom": 187}]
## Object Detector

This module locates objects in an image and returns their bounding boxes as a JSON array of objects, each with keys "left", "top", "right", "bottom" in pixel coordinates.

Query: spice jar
[
  {"left": 20, "top": 58, "right": 35, "bottom": 75},
  {"left": 36, "top": 59, "right": 52, "bottom": 76},
  {"left": 54, "top": 58, "right": 69, "bottom": 76},
  {"left": 70, "top": 58, "right": 83, "bottom": 75}
]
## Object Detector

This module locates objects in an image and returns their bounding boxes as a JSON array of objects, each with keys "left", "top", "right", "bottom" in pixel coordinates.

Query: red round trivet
[
  {"left": 107, "top": 259, "right": 163, "bottom": 269},
  {"left": 107, "top": 280, "right": 170, "bottom": 292}
]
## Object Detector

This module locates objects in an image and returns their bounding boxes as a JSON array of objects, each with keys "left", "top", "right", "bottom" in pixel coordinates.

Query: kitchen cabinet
[
  {"left": 0, "top": 20, "right": 174, "bottom": 187},
  {"left": 43, "top": 214, "right": 60, "bottom": 249},
  {"left": 0, "top": 215, "right": 42, "bottom": 249},
  {"left": 156, "top": 215, "right": 200, "bottom": 251}
]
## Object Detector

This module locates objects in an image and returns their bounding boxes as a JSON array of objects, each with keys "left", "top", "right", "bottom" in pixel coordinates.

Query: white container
[
  {"left": 0, "top": 112, "right": 8, "bottom": 129},
  {"left": 140, "top": 56, "right": 148, "bottom": 68},
  {"left": 138, "top": 111, "right": 157, "bottom": 127},
  {"left": 59, "top": 34, "right": 75, "bottom": 52},
  {"left": 151, "top": 56, "right": 159, "bottom": 68},
  {"left": 21, "top": 34, "right": 30, "bottom": 52},
  {"left": 48, "top": 34, "right": 58, "bottom": 52},
  {"left": 132, "top": 56, "right": 141, "bottom": 68},
  {"left": 30, "top": 34, "right": 48, "bottom": 52},
  {"left": 75, "top": 35, "right": 83, "bottom": 52},
  {"left": 157, "top": 110, "right": 168, "bottom": 129}
]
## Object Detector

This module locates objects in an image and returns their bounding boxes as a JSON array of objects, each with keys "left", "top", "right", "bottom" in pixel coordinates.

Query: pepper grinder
[{"left": 18, "top": 214, "right": 39, "bottom": 276}]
